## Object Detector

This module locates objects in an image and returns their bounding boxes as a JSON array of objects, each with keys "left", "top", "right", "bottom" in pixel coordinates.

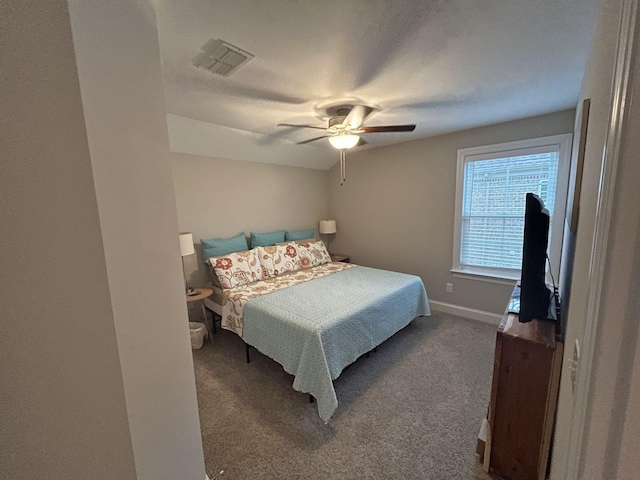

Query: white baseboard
[{"left": 429, "top": 300, "right": 502, "bottom": 325}]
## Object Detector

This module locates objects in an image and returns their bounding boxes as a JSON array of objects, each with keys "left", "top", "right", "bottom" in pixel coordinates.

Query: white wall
[
  {"left": 2, "top": 2, "right": 206, "bottom": 477},
  {"left": 618, "top": 315, "right": 640, "bottom": 478},
  {"left": 327, "top": 110, "right": 575, "bottom": 316},
  {"left": 549, "top": 0, "right": 632, "bottom": 476},
  {"left": 0, "top": 1, "right": 136, "bottom": 478},
  {"left": 172, "top": 152, "right": 329, "bottom": 286},
  {"left": 576, "top": 0, "right": 640, "bottom": 475},
  {"left": 66, "top": 2, "right": 206, "bottom": 479}
]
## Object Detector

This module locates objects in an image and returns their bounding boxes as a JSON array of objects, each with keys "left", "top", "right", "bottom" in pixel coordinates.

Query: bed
[{"left": 202, "top": 240, "right": 430, "bottom": 422}]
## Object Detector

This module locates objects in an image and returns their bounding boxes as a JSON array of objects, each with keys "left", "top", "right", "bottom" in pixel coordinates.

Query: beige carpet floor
[{"left": 192, "top": 312, "right": 496, "bottom": 479}]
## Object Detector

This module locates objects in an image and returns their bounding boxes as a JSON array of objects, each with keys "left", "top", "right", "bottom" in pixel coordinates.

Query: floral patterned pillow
[
  {"left": 297, "top": 240, "right": 331, "bottom": 268},
  {"left": 209, "top": 249, "right": 265, "bottom": 289},
  {"left": 257, "top": 243, "right": 300, "bottom": 277}
]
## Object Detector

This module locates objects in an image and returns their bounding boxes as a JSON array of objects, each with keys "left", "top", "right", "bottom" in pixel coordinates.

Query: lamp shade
[
  {"left": 179, "top": 232, "right": 195, "bottom": 256},
  {"left": 328, "top": 134, "right": 359, "bottom": 150},
  {"left": 319, "top": 219, "right": 337, "bottom": 235}
]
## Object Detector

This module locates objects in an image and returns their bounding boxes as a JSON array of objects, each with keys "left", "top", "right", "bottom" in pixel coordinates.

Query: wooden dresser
[{"left": 479, "top": 285, "right": 563, "bottom": 480}]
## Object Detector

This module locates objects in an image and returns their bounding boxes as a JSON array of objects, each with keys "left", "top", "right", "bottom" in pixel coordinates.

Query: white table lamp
[
  {"left": 319, "top": 219, "right": 337, "bottom": 235},
  {"left": 179, "top": 232, "right": 196, "bottom": 294},
  {"left": 319, "top": 220, "right": 337, "bottom": 253}
]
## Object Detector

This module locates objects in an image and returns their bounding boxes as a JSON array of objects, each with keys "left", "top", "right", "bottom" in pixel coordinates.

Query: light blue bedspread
[{"left": 242, "top": 265, "right": 430, "bottom": 422}]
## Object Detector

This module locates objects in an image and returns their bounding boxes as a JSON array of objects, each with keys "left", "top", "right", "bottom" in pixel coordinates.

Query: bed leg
[
  {"left": 309, "top": 395, "right": 314, "bottom": 403},
  {"left": 204, "top": 307, "right": 218, "bottom": 334},
  {"left": 245, "top": 343, "right": 251, "bottom": 364}
]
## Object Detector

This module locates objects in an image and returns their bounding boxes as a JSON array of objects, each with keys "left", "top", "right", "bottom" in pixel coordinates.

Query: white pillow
[
  {"left": 209, "top": 249, "right": 265, "bottom": 289},
  {"left": 257, "top": 243, "right": 301, "bottom": 277},
  {"left": 296, "top": 240, "right": 331, "bottom": 268}
]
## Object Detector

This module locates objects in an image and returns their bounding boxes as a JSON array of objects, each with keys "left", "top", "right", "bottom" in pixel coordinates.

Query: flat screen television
[{"left": 519, "top": 193, "right": 554, "bottom": 323}]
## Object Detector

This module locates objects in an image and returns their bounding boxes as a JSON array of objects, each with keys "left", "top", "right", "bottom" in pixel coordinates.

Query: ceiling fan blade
[
  {"left": 344, "top": 105, "right": 367, "bottom": 130},
  {"left": 296, "top": 135, "right": 329, "bottom": 145},
  {"left": 278, "top": 123, "right": 327, "bottom": 130},
  {"left": 361, "top": 125, "right": 416, "bottom": 133},
  {"left": 356, "top": 138, "right": 368, "bottom": 147}
]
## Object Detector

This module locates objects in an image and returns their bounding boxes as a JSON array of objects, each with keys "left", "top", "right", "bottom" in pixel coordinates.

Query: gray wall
[
  {"left": 550, "top": 0, "right": 640, "bottom": 477},
  {"left": 68, "top": 2, "right": 205, "bottom": 479},
  {"left": 327, "top": 110, "right": 575, "bottom": 315},
  {"left": 0, "top": 1, "right": 136, "bottom": 478},
  {"left": 1, "top": 1, "right": 205, "bottom": 479},
  {"left": 172, "top": 152, "right": 330, "bottom": 286},
  {"left": 549, "top": 0, "right": 623, "bottom": 474}
]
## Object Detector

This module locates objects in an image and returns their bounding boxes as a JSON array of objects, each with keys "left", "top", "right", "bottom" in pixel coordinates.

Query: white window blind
[
  {"left": 452, "top": 134, "right": 571, "bottom": 282},
  {"left": 460, "top": 152, "right": 559, "bottom": 271}
]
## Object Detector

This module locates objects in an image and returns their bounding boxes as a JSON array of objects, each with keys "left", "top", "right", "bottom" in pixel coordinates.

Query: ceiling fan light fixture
[{"left": 328, "top": 133, "right": 359, "bottom": 150}]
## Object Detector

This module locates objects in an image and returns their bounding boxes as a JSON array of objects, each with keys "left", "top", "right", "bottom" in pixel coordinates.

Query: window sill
[{"left": 450, "top": 269, "right": 519, "bottom": 286}]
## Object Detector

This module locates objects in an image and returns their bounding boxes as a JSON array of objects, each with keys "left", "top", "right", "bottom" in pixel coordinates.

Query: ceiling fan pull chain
[{"left": 343, "top": 152, "right": 346, "bottom": 184}]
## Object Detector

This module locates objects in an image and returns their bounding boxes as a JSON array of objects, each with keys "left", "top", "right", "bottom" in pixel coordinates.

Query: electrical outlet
[{"left": 446, "top": 283, "right": 454, "bottom": 293}]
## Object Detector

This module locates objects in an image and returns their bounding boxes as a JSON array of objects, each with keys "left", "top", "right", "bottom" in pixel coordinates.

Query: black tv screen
[{"left": 519, "top": 193, "right": 553, "bottom": 323}]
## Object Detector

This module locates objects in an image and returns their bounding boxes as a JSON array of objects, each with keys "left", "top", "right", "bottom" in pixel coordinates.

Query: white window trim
[{"left": 452, "top": 133, "right": 572, "bottom": 283}]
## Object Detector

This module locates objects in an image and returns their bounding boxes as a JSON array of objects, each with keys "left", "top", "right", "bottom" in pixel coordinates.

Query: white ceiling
[{"left": 154, "top": 0, "right": 599, "bottom": 162}]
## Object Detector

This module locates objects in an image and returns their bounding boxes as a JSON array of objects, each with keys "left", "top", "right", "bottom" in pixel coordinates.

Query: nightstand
[
  {"left": 330, "top": 253, "right": 350, "bottom": 263},
  {"left": 186, "top": 287, "right": 213, "bottom": 344}
]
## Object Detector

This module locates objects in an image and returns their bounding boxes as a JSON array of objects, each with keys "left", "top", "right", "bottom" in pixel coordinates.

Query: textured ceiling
[{"left": 154, "top": 0, "right": 599, "bottom": 152}]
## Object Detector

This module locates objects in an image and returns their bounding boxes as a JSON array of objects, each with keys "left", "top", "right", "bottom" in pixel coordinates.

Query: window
[{"left": 452, "top": 134, "right": 572, "bottom": 283}]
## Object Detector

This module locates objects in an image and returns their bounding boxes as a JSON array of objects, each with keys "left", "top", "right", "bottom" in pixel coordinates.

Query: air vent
[{"left": 192, "top": 38, "right": 254, "bottom": 77}]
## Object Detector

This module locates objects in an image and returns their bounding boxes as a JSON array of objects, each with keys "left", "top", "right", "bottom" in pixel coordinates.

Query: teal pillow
[
  {"left": 200, "top": 232, "right": 248, "bottom": 260},
  {"left": 250, "top": 230, "right": 285, "bottom": 248},
  {"left": 286, "top": 228, "right": 315, "bottom": 241}
]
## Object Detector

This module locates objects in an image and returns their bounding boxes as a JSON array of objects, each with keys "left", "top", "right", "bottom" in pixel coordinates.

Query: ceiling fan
[{"left": 278, "top": 105, "right": 416, "bottom": 185}]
